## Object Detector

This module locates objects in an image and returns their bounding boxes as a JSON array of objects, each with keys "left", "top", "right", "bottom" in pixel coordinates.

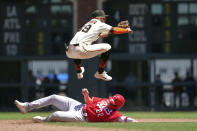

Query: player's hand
[
  {"left": 82, "top": 88, "right": 92, "bottom": 104},
  {"left": 82, "top": 88, "right": 89, "bottom": 96}
]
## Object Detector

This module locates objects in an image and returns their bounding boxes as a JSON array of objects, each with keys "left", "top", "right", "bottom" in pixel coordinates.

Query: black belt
[{"left": 72, "top": 44, "right": 79, "bottom": 46}]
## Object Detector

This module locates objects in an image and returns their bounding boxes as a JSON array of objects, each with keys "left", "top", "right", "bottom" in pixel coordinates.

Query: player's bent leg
[
  {"left": 66, "top": 43, "right": 111, "bottom": 59},
  {"left": 25, "top": 94, "right": 82, "bottom": 112},
  {"left": 82, "top": 43, "right": 111, "bottom": 52},
  {"left": 73, "top": 59, "right": 85, "bottom": 79},
  {"left": 14, "top": 100, "right": 28, "bottom": 114},
  {"left": 46, "top": 111, "right": 85, "bottom": 122},
  {"left": 33, "top": 116, "right": 47, "bottom": 123},
  {"left": 26, "top": 95, "right": 61, "bottom": 111},
  {"left": 98, "top": 51, "right": 110, "bottom": 73},
  {"left": 80, "top": 43, "right": 111, "bottom": 59},
  {"left": 65, "top": 44, "right": 82, "bottom": 59},
  {"left": 94, "top": 51, "right": 112, "bottom": 81}
]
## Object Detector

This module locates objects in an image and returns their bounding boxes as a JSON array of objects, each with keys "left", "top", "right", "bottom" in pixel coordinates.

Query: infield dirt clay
[{"left": 1, "top": 119, "right": 197, "bottom": 131}]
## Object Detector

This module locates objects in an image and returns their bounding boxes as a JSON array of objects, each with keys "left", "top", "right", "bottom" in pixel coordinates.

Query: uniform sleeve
[
  {"left": 99, "top": 23, "right": 112, "bottom": 33},
  {"left": 92, "top": 97, "right": 103, "bottom": 103}
]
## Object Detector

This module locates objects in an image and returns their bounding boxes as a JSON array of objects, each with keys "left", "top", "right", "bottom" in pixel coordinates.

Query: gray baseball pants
[{"left": 26, "top": 94, "right": 86, "bottom": 122}]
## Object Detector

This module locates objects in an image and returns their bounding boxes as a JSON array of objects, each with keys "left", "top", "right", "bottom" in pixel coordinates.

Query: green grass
[
  {"left": 51, "top": 122, "right": 197, "bottom": 131},
  {"left": 1, "top": 112, "right": 197, "bottom": 131},
  {"left": 122, "top": 111, "right": 197, "bottom": 119},
  {"left": 0, "top": 112, "right": 51, "bottom": 120}
]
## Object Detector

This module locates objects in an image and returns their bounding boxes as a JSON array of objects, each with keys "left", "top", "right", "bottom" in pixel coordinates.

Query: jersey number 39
[{"left": 81, "top": 25, "right": 92, "bottom": 33}]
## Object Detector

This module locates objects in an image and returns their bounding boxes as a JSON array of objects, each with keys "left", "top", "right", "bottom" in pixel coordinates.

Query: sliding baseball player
[{"left": 15, "top": 88, "right": 138, "bottom": 122}]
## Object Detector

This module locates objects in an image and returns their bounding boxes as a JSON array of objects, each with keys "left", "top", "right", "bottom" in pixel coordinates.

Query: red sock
[
  {"left": 75, "top": 64, "right": 82, "bottom": 73},
  {"left": 98, "top": 59, "right": 106, "bottom": 73}
]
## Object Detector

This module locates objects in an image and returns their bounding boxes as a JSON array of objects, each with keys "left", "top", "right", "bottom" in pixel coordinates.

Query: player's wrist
[
  {"left": 84, "top": 94, "right": 88, "bottom": 97},
  {"left": 127, "top": 28, "right": 132, "bottom": 33}
]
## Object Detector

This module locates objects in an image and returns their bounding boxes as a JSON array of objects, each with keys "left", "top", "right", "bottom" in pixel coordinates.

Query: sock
[
  {"left": 98, "top": 51, "right": 110, "bottom": 74},
  {"left": 73, "top": 59, "right": 82, "bottom": 73},
  {"left": 98, "top": 59, "right": 105, "bottom": 73}
]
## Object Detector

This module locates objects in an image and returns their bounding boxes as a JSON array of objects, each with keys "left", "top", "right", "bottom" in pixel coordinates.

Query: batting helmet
[{"left": 108, "top": 94, "right": 125, "bottom": 110}]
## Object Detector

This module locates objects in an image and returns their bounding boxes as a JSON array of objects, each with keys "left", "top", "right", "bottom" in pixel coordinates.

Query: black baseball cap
[{"left": 91, "top": 10, "right": 109, "bottom": 18}]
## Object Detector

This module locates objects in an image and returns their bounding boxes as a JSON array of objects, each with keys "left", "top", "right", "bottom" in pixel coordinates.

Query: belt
[
  {"left": 72, "top": 44, "right": 79, "bottom": 46},
  {"left": 65, "top": 44, "right": 79, "bottom": 52}
]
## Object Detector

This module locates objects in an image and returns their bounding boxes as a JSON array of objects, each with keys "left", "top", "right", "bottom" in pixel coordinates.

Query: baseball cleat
[
  {"left": 77, "top": 67, "right": 85, "bottom": 79},
  {"left": 33, "top": 116, "right": 46, "bottom": 123},
  {"left": 14, "top": 100, "right": 27, "bottom": 114},
  {"left": 94, "top": 71, "right": 112, "bottom": 81}
]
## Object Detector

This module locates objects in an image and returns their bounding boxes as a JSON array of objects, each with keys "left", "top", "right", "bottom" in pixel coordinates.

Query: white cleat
[
  {"left": 94, "top": 71, "right": 112, "bottom": 81},
  {"left": 77, "top": 67, "right": 85, "bottom": 79},
  {"left": 33, "top": 116, "right": 46, "bottom": 123},
  {"left": 14, "top": 100, "right": 27, "bottom": 114}
]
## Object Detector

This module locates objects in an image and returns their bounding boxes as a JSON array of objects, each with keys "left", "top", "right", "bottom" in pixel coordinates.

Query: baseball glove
[{"left": 117, "top": 20, "right": 130, "bottom": 28}]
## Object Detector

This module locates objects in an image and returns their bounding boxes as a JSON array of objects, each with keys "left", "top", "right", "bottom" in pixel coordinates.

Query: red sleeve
[
  {"left": 112, "top": 27, "right": 132, "bottom": 34},
  {"left": 109, "top": 111, "right": 122, "bottom": 122},
  {"left": 92, "top": 97, "right": 103, "bottom": 103}
]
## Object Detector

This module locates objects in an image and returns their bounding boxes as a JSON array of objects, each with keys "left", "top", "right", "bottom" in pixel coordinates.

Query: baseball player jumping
[
  {"left": 14, "top": 88, "right": 138, "bottom": 122},
  {"left": 65, "top": 10, "right": 133, "bottom": 81}
]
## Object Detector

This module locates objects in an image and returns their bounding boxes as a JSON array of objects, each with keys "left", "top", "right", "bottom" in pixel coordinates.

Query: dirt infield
[
  {"left": 1, "top": 119, "right": 197, "bottom": 131},
  {"left": 0, "top": 120, "right": 133, "bottom": 131},
  {"left": 138, "top": 118, "right": 197, "bottom": 122}
]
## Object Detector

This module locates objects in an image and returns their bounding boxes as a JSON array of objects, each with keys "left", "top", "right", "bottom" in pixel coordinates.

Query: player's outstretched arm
[
  {"left": 99, "top": 27, "right": 132, "bottom": 38},
  {"left": 112, "top": 27, "right": 133, "bottom": 34},
  {"left": 82, "top": 88, "right": 93, "bottom": 104},
  {"left": 112, "top": 20, "right": 133, "bottom": 34},
  {"left": 116, "top": 116, "right": 138, "bottom": 122}
]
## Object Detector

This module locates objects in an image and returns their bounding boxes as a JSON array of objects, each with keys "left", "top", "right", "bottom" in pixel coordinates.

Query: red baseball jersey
[{"left": 84, "top": 97, "right": 122, "bottom": 122}]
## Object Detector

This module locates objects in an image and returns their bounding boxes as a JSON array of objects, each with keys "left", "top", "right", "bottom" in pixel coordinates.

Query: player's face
[
  {"left": 100, "top": 17, "right": 106, "bottom": 23},
  {"left": 108, "top": 99, "right": 118, "bottom": 109},
  {"left": 108, "top": 102, "right": 119, "bottom": 109},
  {"left": 109, "top": 102, "right": 116, "bottom": 107}
]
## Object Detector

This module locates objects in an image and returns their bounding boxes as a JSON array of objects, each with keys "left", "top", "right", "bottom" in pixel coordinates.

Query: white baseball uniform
[{"left": 66, "top": 19, "right": 112, "bottom": 59}]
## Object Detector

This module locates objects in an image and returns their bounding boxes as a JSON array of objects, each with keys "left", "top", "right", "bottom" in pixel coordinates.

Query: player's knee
[
  {"left": 105, "top": 44, "right": 111, "bottom": 51},
  {"left": 50, "top": 94, "right": 58, "bottom": 103},
  {"left": 102, "top": 44, "right": 111, "bottom": 52},
  {"left": 50, "top": 94, "right": 58, "bottom": 98}
]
